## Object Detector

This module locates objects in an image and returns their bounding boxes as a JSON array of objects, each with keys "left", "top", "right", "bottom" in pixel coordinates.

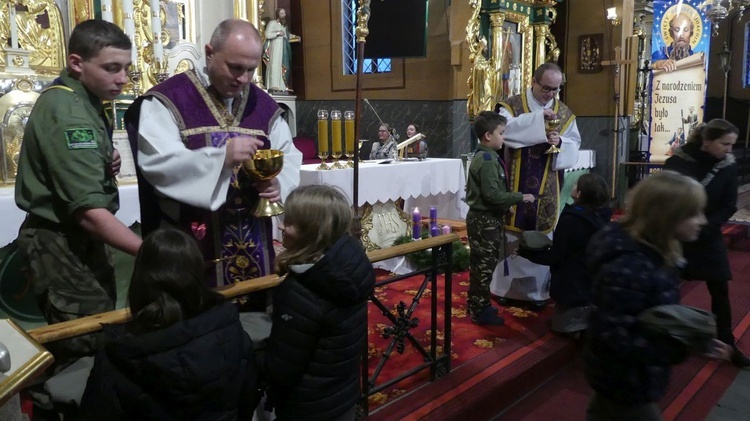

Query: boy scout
[
  {"left": 466, "top": 111, "right": 535, "bottom": 325},
  {"left": 15, "top": 20, "right": 142, "bottom": 362}
]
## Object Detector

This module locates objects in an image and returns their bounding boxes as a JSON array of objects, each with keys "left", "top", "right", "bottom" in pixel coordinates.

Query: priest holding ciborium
[{"left": 125, "top": 19, "right": 301, "bottom": 293}]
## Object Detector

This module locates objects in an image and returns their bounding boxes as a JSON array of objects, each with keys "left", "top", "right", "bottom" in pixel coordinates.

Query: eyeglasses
[{"left": 535, "top": 80, "right": 562, "bottom": 94}]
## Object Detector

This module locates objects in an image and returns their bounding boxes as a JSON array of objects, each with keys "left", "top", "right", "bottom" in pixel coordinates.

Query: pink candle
[{"left": 442, "top": 225, "right": 451, "bottom": 235}]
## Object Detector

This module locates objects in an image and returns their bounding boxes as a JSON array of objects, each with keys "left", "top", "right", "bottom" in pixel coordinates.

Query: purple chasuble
[
  {"left": 127, "top": 70, "right": 284, "bottom": 287},
  {"left": 496, "top": 92, "right": 574, "bottom": 233}
]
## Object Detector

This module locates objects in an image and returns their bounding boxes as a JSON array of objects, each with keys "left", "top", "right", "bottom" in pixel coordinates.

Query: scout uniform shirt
[
  {"left": 465, "top": 144, "right": 522, "bottom": 214},
  {"left": 16, "top": 70, "right": 118, "bottom": 225}
]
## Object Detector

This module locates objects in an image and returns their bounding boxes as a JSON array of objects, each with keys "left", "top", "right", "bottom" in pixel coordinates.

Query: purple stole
[
  {"left": 129, "top": 70, "right": 283, "bottom": 287},
  {"left": 496, "top": 91, "right": 575, "bottom": 233}
]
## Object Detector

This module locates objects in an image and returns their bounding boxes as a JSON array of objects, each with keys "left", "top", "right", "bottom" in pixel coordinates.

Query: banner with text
[{"left": 649, "top": 0, "right": 711, "bottom": 162}]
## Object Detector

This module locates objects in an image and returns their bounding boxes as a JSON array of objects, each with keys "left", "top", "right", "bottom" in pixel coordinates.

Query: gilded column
[
  {"left": 533, "top": 24, "right": 549, "bottom": 69},
  {"left": 235, "top": 0, "right": 265, "bottom": 88},
  {"left": 489, "top": 13, "right": 506, "bottom": 103}
]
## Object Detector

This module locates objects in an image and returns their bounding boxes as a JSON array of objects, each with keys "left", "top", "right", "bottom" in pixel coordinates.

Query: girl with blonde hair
[
  {"left": 264, "top": 185, "right": 375, "bottom": 420},
  {"left": 584, "top": 171, "right": 730, "bottom": 421}
]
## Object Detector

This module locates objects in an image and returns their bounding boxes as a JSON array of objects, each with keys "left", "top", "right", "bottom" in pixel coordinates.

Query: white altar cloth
[
  {"left": 298, "top": 158, "right": 470, "bottom": 220},
  {"left": 0, "top": 184, "right": 141, "bottom": 247}
]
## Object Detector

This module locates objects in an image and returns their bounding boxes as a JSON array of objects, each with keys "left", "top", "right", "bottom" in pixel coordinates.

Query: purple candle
[
  {"left": 412, "top": 207, "right": 421, "bottom": 239},
  {"left": 430, "top": 224, "right": 440, "bottom": 237},
  {"left": 430, "top": 206, "right": 437, "bottom": 224}
]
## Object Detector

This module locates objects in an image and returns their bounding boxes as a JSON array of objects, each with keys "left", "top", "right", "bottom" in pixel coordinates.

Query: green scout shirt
[
  {"left": 15, "top": 70, "right": 119, "bottom": 225},
  {"left": 465, "top": 144, "right": 522, "bottom": 213}
]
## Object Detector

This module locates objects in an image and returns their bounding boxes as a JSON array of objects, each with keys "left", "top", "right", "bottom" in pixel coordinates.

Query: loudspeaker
[{"left": 364, "top": 0, "right": 428, "bottom": 59}]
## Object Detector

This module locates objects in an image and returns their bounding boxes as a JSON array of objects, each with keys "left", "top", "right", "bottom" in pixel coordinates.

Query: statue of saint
[
  {"left": 467, "top": 36, "right": 496, "bottom": 118},
  {"left": 263, "top": 8, "right": 300, "bottom": 93}
]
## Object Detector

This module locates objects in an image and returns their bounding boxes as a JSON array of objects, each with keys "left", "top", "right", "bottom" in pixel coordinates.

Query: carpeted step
[{"left": 368, "top": 328, "right": 580, "bottom": 420}]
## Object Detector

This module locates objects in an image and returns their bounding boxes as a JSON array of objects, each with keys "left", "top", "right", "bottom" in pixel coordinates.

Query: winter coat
[
  {"left": 584, "top": 223, "right": 687, "bottom": 404},
  {"left": 264, "top": 234, "right": 375, "bottom": 420},
  {"left": 663, "top": 142, "right": 737, "bottom": 282},
  {"left": 80, "top": 302, "right": 257, "bottom": 421},
  {"left": 519, "top": 203, "right": 611, "bottom": 307}
]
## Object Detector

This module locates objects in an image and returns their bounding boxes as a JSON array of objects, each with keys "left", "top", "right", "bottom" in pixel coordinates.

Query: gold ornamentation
[
  {"left": 359, "top": 200, "right": 410, "bottom": 252},
  {"left": 0, "top": 89, "right": 39, "bottom": 183},
  {"left": 15, "top": 78, "right": 32, "bottom": 92},
  {"left": 0, "top": 0, "right": 65, "bottom": 72},
  {"left": 175, "top": 58, "right": 192, "bottom": 74},
  {"left": 12, "top": 56, "right": 25, "bottom": 67},
  {"left": 356, "top": 0, "right": 371, "bottom": 43}
]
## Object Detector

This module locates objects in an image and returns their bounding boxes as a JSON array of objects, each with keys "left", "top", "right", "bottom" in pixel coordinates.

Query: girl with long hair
[
  {"left": 584, "top": 171, "right": 730, "bottom": 420},
  {"left": 81, "top": 229, "right": 258, "bottom": 420},
  {"left": 264, "top": 185, "right": 375, "bottom": 420}
]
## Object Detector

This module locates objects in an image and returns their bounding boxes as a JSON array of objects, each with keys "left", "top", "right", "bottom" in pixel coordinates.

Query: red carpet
[
  {"left": 477, "top": 235, "right": 750, "bottom": 421},
  {"left": 367, "top": 229, "right": 750, "bottom": 420},
  {"left": 365, "top": 269, "right": 557, "bottom": 412}
]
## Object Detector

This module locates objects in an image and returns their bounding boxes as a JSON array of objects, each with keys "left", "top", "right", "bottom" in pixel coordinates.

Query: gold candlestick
[
  {"left": 330, "top": 109, "right": 345, "bottom": 169},
  {"left": 316, "top": 110, "right": 330, "bottom": 170},
  {"left": 344, "top": 110, "right": 355, "bottom": 167}
]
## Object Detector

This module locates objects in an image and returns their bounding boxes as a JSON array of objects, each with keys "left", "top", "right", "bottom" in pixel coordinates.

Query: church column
[
  {"left": 235, "top": 0, "right": 266, "bottom": 88},
  {"left": 533, "top": 23, "right": 549, "bottom": 68},
  {"left": 489, "top": 13, "right": 506, "bottom": 102}
]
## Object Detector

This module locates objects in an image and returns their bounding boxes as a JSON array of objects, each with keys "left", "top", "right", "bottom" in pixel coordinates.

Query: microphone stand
[{"left": 364, "top": 99, "right": 397, "bottom": 146}]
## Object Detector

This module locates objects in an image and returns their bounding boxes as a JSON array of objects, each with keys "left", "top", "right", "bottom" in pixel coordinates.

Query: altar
[
  {"left": 0, "top": 184, "right": 141, "bottom": 248},
  {"left": 298, "top": 158, "right": 470, "bottom": 220}
]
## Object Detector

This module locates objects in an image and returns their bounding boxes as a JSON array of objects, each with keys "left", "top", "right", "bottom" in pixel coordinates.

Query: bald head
[
  {"left": 205, "top": 19, "right": 262, "bottom": 99},
  {"left": 669, "top": 13, "right": 693, "bottom": 46},
  {"left": 209, "top": 19, "right": 261, "bottom": 52}
]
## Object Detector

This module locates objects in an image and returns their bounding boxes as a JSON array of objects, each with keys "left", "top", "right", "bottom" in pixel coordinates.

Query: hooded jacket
[
  {"left": 664, "top": 142, "right": 737, "bottom": 282},
  {"left": 80, "top": 302, "right": 257, "bottom": 421},
  {"left": 519, "top": 203, "right": 611, "bottom": 307},
  {"left": 264, "top": 234, "right": 375, "bottom": 420},
  {"left": 584, "top": 223, "right": 686, "bottom": 404}
]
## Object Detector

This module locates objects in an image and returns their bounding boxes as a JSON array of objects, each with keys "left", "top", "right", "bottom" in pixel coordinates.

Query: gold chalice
[
  {"left": 242, "top": 149, "right": 285, "bottom": 217},
  {"left": 544, "top": 117, "right": 562, "bottom": 154}
]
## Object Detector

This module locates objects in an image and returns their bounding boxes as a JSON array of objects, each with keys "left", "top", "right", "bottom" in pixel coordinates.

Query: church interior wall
[{"left": 562, "top": 0, "right": 620, "bottom": 117}]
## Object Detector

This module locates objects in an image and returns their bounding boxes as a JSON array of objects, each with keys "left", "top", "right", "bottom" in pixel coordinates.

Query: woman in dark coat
[
  {"left": 80, "top": 229, "right": 258, "bottom": 420},
  {"left": 264, "top": 185, "right": 375, "bottom": 421},
  {"left": 663, "top": 118, "right": 749, "bottom": 367}
]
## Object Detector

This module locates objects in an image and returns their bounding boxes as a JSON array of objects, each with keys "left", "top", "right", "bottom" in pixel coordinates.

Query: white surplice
[
  {"left": 490, "top": 89, "right": 581, "bottom": 302},
  {"left": 136, "top": 70, "right": 301, "bottom": 224}
]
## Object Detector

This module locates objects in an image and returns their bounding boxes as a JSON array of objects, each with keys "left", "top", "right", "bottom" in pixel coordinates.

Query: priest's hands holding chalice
[
  {"left": 223, "top": 136, "right": 285, "bottom": 217},
  {"left": 543, "top": 109, "right": 562, "bottom": 155},
  {"left": 242, "top": 149, "right": 285, "bottom": 217}
]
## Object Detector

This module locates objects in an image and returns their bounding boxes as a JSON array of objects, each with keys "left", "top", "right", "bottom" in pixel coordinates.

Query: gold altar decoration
[
  {"left": 0, "top": 82, "right": 38, "bottom": 184},
  {"left": 68, "top": 0, "right": 95, "bottom": 26},
  {"left": 465, "top": 0, "right": 558, "bottom": 120},
  {"left": 360, "top": 200, "right": 411, "bottom": 252},
  {"left": 0, "top": 1, "right": 66, "bottom": 73}
]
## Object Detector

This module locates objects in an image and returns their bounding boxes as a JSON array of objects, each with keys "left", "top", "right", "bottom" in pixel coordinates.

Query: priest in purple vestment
[
  {"left": 490, "top": 62, "right": 581, "bottom": 309},
  {"left": 125, "top": 19, "right": 302, "bottom": 291}
]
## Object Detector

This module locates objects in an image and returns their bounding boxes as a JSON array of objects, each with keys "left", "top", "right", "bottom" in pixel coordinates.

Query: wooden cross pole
[{"left": 601, "top": 45, "right": 637, "bottom": 198}]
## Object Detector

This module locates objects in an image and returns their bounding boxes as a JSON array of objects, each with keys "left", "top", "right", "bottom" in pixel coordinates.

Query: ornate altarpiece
[{"left": 466, "top": 0, "right": 562, "bottom": 119}]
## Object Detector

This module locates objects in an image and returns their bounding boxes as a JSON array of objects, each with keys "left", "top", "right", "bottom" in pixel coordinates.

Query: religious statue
[
  {"left": 263, "top": 8, "right": 301, "bottom": 93},
  {"left": 467, "top": 35, "right": 496, "bottom": 119}
]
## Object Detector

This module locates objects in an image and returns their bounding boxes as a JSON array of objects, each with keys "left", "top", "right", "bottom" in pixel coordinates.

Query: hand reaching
[{"left": 224, "top": 136, "right": 264, "bottom": 169}]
